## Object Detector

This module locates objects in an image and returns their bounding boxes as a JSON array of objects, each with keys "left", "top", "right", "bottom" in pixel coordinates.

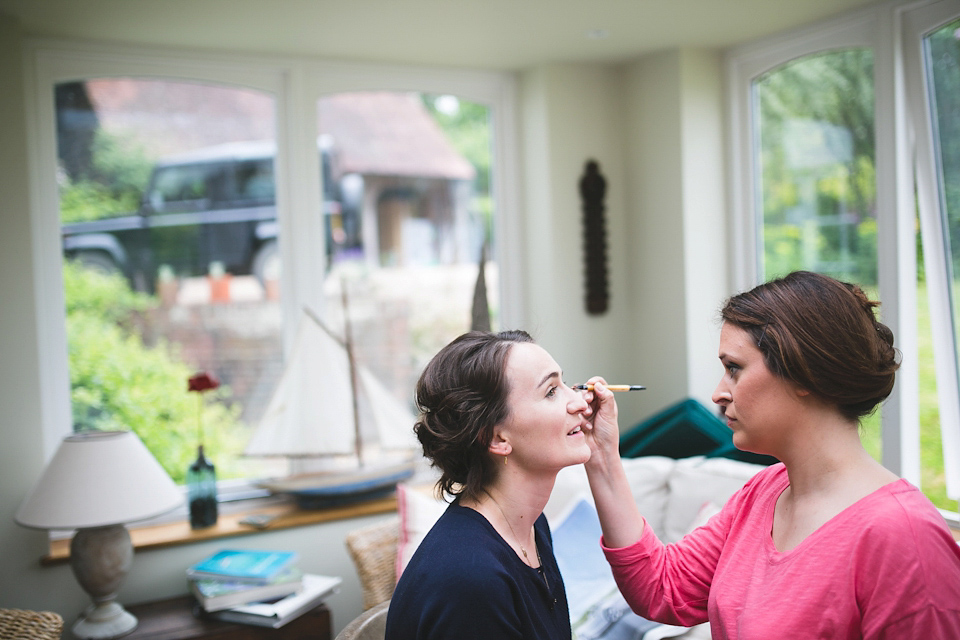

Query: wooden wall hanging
[{"left": 579, "top": 159, "right": 609, "bottom": 315}]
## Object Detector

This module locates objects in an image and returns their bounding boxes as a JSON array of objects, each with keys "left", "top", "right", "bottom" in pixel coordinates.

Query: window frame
[
  {"left": 726, "top": 0, "right": 960, "bottom": 512},
  {"left": 25, "top": 39, "right": 523, "bottom": 474},
  {"left": 902, "top": 0, "right": 960, "bottom": 500}
]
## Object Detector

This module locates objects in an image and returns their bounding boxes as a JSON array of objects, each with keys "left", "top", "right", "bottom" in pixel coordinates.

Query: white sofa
[{"left": 346, "top": 455, "right": 768, "bottom": 639}]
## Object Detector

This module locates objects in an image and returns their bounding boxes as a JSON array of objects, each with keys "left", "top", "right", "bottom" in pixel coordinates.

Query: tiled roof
[
  {"left": 84, "top": 80, "right": 474, "bottom": 181},
  {"left": 319, "top": 92, "right": 475, "bottom": 180}
]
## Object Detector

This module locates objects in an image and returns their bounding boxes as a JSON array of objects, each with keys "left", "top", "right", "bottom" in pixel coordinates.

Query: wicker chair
[
  {"left": 0, "top": 608, "right": 64, "bottom": 640},
  {"left": 334, "top": 599, "right": 390, "bottom": 640},
  {"left": 344, "top": 515, "right": 399, "bottom": 610}
]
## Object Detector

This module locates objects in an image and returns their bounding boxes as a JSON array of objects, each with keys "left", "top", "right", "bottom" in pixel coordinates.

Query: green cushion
[{"left": 619, "top": 398, "right": 777, "bottom": 466}]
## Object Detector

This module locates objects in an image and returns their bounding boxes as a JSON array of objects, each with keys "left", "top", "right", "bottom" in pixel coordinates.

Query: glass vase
[{"left": 187, "top": 445, "right": 218, "bottom": 529}]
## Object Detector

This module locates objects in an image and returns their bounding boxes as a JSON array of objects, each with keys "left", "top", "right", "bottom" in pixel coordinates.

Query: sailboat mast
[{"left": 341, "top": 279, "right": 365, "bottom": 467}]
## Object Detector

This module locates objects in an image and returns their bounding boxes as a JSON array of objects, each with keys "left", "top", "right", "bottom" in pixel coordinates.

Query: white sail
[
  {"left": 357, "top": 365, "right": 420, "bottom": 452},
  {"left": 244, "top": 310, "right": 356, "bottom": 457},
  {"left": 244, "top": 308, "right": 419, "bottom": 458}
]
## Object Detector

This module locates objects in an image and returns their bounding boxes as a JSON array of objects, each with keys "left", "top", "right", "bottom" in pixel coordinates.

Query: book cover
[
  {"left": 206, "top": 574, "right": 343, "bottom": 628},
  {"left": 190, "top": 567, "right": 304, "bottom": 612},
  {"left": 186, "top": 549, "right": 299, "bottom": 585}
]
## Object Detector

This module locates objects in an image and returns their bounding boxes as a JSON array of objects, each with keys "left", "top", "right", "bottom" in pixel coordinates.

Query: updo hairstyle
[
  {"left": 414, "top": 330, "right": 534, "bottom": 502},
  {"left": 721, "top": 271, "right": 900, "bottom": 421}
]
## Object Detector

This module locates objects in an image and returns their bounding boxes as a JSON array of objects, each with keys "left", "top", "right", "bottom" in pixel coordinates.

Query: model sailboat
[{"left": 244, "top": 301, "right": 418, "bottom": 508}]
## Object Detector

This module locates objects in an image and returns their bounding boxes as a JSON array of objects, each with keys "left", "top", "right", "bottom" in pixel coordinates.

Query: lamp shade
[{"left": 15, "top": 430, "right": 182, "bottom": 530}]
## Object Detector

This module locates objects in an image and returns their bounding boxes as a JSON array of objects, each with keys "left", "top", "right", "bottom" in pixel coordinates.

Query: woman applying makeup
[
  {"left": 582, "top": 271, "right": 960, "bottom": 638},
  {"left": 385, "top": 330, "right": 591, "bottom": 640}
]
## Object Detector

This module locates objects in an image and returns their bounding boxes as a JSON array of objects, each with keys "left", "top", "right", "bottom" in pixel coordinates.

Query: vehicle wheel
[
  {"left": 252, "top": 240, "right": 280, "bottom": 287},
  {"left": 72, "top": 251, "right": 121, "bottom": 277}
]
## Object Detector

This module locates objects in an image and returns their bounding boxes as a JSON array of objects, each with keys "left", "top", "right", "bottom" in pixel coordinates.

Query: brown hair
[
  {"left": 721, "top": 271, "right": 900, "bottom": 421},
  {"left": 413, "top": 330, "right": 534, "bottom": 502}
]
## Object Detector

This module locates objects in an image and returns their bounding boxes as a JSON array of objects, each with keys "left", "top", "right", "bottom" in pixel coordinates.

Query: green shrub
[{"left": 64, "top": 262, "right": 246, "bottom": 483}]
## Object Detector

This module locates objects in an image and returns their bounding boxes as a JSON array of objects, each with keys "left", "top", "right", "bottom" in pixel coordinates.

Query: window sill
[{"left": 40, "top": 495, "right": 397, "bottom": 566}]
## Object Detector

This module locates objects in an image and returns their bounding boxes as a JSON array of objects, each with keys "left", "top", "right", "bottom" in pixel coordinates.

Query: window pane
[
  {"left": 922, "top": 18, "right": 960, "bottom": 509},
  {"left": 753, "top": 49, "right": 877, "bottom": 286},
  {"left": 57, "top": 79, "right": 286, "bottom": 484},
  {"left": 752, "top": 49, "right": 882, "bottom": 459},
  {"left": 310, "top": 91, "right": 497, "bottom": 458}
]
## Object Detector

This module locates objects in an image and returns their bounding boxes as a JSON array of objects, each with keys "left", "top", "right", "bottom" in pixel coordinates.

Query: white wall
[
  {"left": 621, "top": 51, "right": 690, "bottom": 419},
  {"left": 516, "top": 53, "right": 728, "bottom": 431},
  {"left": 518, "top": 64, "right": 635, "bottom": 400},
  {"left": 678, "top": 49, "right": 728, "bottom": 408},
  {"left": 0, "top": 7, "right": 67, "bottom": 614},
  {"left": 616, "top": 49, "right": 728, "bottom": 423}
]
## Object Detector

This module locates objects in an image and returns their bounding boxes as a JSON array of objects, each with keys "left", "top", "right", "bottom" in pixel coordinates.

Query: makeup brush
[{"left": 572, "top": 384, "right": 645, "bottom": 391}]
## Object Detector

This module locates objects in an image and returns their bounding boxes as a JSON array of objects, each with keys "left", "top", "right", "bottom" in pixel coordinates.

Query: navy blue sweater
[{"left": 385, "top": 499, "right": 571, "bottom": 640}]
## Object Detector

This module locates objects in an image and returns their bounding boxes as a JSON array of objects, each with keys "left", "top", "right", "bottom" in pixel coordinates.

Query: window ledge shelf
[{"left": 41, "top": 495, "right": 397, "bottom": 566}]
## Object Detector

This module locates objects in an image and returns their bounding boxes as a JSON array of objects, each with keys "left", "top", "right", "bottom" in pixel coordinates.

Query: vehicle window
[
  {"left": 149, "top": 163, "right": 213, "bottom": 211},
  {"left": 235, "top": 159, "right": 275, "bottom": 202}
]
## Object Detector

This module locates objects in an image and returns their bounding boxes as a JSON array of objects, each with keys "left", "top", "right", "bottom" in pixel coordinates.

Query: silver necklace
[
  {"left": 487, "top": 492, "right": 537, "bottom": 566},
  {"left": 486, "top": 492, "right": 557, "bottom": 610}
]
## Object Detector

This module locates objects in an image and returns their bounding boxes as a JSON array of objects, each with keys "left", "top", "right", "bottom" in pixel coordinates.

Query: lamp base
[{"left": 72, "top": 601, "right": 137, "bottom": 639}]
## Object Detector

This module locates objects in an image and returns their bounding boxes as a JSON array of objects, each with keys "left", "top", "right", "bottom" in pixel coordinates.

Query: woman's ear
[{"left": 488, "top": 428, "right": 512, "bottom": 457}]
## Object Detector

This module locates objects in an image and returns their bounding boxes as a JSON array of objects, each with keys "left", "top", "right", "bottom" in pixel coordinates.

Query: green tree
[{"left": 757, "top": 49, "right": 877, "bottom": 285}]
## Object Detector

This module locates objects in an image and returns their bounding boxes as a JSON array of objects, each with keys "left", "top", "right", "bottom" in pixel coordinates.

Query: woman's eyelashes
[{"left": 546, "top": 385, "right": 559, "bottom": 398}]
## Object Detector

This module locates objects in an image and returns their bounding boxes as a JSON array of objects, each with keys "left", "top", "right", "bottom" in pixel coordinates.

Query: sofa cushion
[
  {"left": 661, "top": 456, "right": 766, "bottom": 543},
  {"left": 395, "top": 482, "right": 447, "bottom": 578},
  {"left": 545, "top": 456, "right": 675, "bottom": 537}
]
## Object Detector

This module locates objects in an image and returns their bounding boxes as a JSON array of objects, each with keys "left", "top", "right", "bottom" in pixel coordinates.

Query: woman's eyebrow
[{"left": 538, "top": 371, "right": 561, "bottom": 389}]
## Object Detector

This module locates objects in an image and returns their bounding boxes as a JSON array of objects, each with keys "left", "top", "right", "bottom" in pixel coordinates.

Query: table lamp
[{"left": 15, "top": 430, "right": 183, "bottom": 639}]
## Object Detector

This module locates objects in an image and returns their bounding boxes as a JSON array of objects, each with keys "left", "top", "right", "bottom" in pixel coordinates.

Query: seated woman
[
  {"left": 582, "top": 271, "right": 960, "bottom": 638},
  {"left": 385, "top": 330, "right": 591, "bottom": 640}
]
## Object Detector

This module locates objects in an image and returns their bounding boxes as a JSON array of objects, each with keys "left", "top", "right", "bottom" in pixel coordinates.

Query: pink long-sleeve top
[{"left": 602, "top": 463, "right": 960, "bottom": 639}]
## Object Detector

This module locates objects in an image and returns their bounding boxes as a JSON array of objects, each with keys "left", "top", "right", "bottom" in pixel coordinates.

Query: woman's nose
[
  {"left": 568, "top": 387, "right": 589, "bottom": 413},
  {"left": 712, "top": 380, "right": 731, "bottom": 406}
]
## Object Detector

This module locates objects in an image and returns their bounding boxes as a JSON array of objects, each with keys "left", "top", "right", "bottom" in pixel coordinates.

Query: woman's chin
[{"left": 570, "top": 442, "right": 592, "bottom": 465}]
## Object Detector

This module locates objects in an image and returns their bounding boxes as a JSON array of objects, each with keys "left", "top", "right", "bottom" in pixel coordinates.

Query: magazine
[{"left": 205, "top": 574, "right": 343, "bottom": 628}]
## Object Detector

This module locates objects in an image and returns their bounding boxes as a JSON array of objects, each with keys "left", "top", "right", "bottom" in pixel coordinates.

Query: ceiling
[{"left": 0, "top": 0, "right": 880, "bottom": 70}]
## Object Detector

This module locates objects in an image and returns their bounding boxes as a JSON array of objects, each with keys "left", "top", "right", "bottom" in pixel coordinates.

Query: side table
[{"left": 121, "top": 596, "right": 332, "bottom": 640}]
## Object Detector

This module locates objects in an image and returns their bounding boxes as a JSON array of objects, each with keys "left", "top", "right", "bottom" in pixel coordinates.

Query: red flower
[{"left": 188, "top": 372, "right": 220, "bottom": 393}]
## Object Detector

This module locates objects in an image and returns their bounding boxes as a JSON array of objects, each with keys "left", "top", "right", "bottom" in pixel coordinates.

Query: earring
[{"left": 504, "top": 455, "right": 508, "bottom": 465}]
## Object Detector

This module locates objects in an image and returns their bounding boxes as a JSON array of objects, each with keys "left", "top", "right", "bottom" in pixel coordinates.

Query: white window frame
[
  {"left": 25, "top": 39, "right": 523, "bottom": 470},
  {"left": 902, "top": 0, "right": 960, "bottom": 500},
  {"left": 726, "top": 0, "right": 960, "bottom": 511}
]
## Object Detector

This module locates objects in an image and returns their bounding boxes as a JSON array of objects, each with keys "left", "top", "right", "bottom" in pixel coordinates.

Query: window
[
  {"left": 317, "top": 90, "right": 497, "bottom": 408},
  {"left": 753, "top": 49, "right": 876, "bottom": 286},
  {"left": 729, "top": 0, "right": 960, "bottom": 514},
  {"left": 907, "top": 4, "right": 960, "bottom": 506},
  {"left": 29, "top": 45, "right": 519, "bottom": 497},
  {"left": 56, "top": 78, "right": 287, "bottom": 485}
]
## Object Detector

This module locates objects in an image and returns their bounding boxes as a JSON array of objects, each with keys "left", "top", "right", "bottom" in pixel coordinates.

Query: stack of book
[{"left": 187, "top": 549, "right": 342, "bottom": 628}]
